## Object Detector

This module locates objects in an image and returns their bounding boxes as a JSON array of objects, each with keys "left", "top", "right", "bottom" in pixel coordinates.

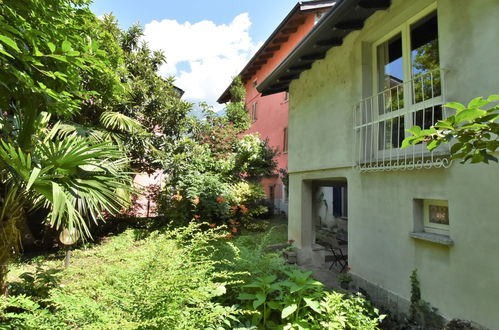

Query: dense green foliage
[
  {"left": 55, "top": 14, "right": 192, "bottom": 174},
  {"left": 1, "top": 224, "right": 240, "bottom": 328},
  {"left": 225, "top": 76, "right": 250, "bottom": 131},
  {"left": 1, "top": 223, "right": 383, "bottom": 329},
  {"left": 159, "top": 101, "right": 276, "bottom": 232},
  {"left": 403, "top": 94, "right": 499, "bottom": 164},
  {"left": 0, "top": 0, "right": 141, "bottom": 291}
]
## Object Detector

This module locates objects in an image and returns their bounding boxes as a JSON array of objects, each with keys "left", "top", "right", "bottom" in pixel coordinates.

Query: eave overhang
[
  {"left": 217, "top": 0, "right": 336, "bottom": 104},
  {"left": 257, "top": 0, "right": 391, "bottom": 96}
]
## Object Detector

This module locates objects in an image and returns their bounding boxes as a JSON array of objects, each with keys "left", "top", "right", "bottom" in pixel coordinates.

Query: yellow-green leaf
[{"left": 0, "top": 35, "right": 21, "bottom": 52}]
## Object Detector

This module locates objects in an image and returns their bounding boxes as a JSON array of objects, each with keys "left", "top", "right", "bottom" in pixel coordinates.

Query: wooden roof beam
[
  {"left": 334, "top": 20, "right": 364, "bottom": 30},
  {"left": 315, "top": 38, "right": 343, "bottom": 47},
  {"left": 272, "top": 36, "right": 289, "bottom": 44},
  {"left": 358, "top": 0, "right": 391, "bottom": 10},
  {"left": 300, "top": 52, "right": 326, "bottom": 61},
  {"left": 281, "top": 27, "right": 298, "bottom": 35}
]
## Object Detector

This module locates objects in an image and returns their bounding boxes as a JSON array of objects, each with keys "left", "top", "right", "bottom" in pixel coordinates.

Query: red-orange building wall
[{"left": 243, "top": 12, "right": 319, "bottom": 213}]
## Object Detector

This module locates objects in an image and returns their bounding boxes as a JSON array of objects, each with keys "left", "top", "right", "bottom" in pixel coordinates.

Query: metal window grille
[{"left": 354, "top": 70, "right": 452, "bottom": 172}]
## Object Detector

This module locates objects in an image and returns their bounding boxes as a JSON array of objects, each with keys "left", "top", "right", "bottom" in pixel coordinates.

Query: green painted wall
[{"left": 287, "top": 0, "right": 499, "bottom": 327}]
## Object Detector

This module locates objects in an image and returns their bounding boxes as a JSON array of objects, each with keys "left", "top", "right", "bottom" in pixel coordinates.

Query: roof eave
[
  {"left": 217, "top": 0, "right": 337, "bottom": 104},
  {"left": 257, "top": 0, "right": 392, "bottom": 96}
]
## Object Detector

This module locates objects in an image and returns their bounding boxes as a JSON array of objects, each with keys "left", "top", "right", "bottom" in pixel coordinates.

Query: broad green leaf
[
  {"left": 237, "top": 292, "right": 255, "bottom": 300},
  {"left": 303, "top": 298, "right": 321, "bottom": 313},
  {"left": 435, "top": 120, "right": 455, "bottom": 130},
  {"left": 444, "top": 102, "right": 465, "bottom": 111},
  {"left": 406, "top": 125, "right": 422, "bottom": 137},
  {"left": 401, "top": 138, "right": 415, "bottom": 149},
  {"left": 47, "top": 42, "right": 56, "bottom": 53},
  {"left": 267, "top": 301, "right": 281, "bottom": 310},
  {"left": 487, "top": 94, "right": 499, "bottom": 102},
  {"left": 0, "top": 35, "right": 21, "bottom": 52},
  {"left": 66, "top": 51, "right": 80, "bottom": 57},
  {"left": 479, "top": 114, "right": 499, "bottom": 122},
  {"left": 467, "top": 97, "right": 489, "bottom": 109},
  {"left": 253, "top": 293, "right": 266, "bottom": 309},
  {"left": 281, "top": 304, "right": 297, "bottom": 319},
  {"left": 262, "top": 275, "right": 277, "bottom": 283},
  {"left": 427, "top": 139, "right": 439, "bottom": 150},
  {"left": 454, "top": 109, "right": 487, "bottom": 124},
  {"left": 61, "top": 40, "right": 72, "bottom": 52},
  {"left": 450, "top": 142, "right": 463, "bottom": 154}
]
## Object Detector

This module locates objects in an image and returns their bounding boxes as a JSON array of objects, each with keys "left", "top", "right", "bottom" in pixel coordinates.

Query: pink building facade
[{"left": 218, "top": 1, "right": 334, "bottom": 214}]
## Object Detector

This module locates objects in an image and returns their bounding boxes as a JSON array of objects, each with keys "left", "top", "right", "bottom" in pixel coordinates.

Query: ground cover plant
[{"left": 1, "top": 221, "right": 384, "bottom": 329}]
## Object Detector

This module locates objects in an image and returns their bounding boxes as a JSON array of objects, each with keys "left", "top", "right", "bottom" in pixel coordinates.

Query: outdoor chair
[{"left": 316, "top": 229, "right": 348, "bottom": 272}]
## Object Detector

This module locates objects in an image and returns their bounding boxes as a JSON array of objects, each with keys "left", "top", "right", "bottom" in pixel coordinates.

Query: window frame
[
  {"left": 250, "top": 102, "right": 257, "bottom": 121},
  {"left": 283, "top": 127, "right": 288, "bottom": 153},
  {"left": 423, "top": 199, "right": 449, "bottom": 234},
  {"left": 370, "top": 3, "right": 443, "bottom": 156}
]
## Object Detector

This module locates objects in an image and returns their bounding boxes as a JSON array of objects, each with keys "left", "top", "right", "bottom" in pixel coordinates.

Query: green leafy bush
[
  {"left": 1, "top": 224, "right": 241, "bottom": 328},
  {"left": 314, "top": 291, "right": 384, "bottom": 329},
  {"left": 234, "top": 268, "right": 384, "bottom": 329}
]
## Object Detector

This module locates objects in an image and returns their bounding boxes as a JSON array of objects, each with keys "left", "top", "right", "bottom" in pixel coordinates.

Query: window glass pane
[
  {"left": 429, "top": 204, "right": 449, "bottom": 225},
  {"left": 377, "top": 34, "right": 404, "bottom": 113},
  {"left": 378, "top": 115, "right": 405, "bottom": 150},
  {"left": 413, "top": 105, "right": 442, "bottom": 129},
  {"left": 411, "top": 12, "right": 440, "bottom": 103}
]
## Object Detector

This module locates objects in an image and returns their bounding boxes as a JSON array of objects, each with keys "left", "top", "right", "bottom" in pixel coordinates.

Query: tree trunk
[{"left": 0, "top": 186, "right": 26, "bottom": 295}]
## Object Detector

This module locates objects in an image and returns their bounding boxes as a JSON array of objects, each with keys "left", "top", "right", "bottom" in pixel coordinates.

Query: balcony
[{"left": 353, "top": 70, "right": 452, "bottom": 172}]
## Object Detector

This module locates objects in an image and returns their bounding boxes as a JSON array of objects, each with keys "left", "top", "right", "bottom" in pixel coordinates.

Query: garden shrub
[
  {"left": 2, "top": 222, "right": 385, "bottom": 329},
  {"left": 159, "top": 164, "right": 271, "bottom": 234},
  {"left": 1, "top": 224, "right": 241, "bottom": 329},
  {"left": 315, "top": 291, "right": 384, "bottom": 329}
]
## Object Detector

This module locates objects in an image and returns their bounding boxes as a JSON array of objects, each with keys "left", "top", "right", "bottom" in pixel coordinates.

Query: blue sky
[{"left": 90, "top": 0, "right": 297, "bottom": 109}]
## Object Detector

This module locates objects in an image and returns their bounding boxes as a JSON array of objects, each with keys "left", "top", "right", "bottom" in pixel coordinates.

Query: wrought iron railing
[{"left": 353, "top": 70, "right": 452, "bottom": 172}]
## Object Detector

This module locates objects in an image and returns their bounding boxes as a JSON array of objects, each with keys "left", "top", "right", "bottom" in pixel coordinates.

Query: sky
[{"left": 90, "top": 0, "right": 297, "bottom": 110}]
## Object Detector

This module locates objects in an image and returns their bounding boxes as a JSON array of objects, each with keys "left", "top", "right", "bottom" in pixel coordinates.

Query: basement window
[{"left": 411, "top": 198, "right": 453, "bottom": 245}]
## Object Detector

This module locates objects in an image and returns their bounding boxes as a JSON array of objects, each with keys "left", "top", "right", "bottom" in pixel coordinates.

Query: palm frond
[
  {"left": 0, "top": 135, "right": 133, "bottom": 240},
  {"left": 56, "top": 122, "right": 106, "bottom": 143},
  {"left": 100, "top": 111, "right": 145, "bottom": 134}
]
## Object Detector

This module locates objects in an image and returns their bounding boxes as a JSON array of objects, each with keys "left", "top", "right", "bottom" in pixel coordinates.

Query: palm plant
[{"left": 0, "top": 116, "right": 134, "bottom": 292}]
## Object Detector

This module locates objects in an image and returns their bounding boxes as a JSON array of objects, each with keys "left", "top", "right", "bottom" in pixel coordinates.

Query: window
[
  {"left": 283, "top": 127, "right": 288, "bottom": 153},
  {"left": 354, "top": 4, "right": 448, "bottom": 171},
  {"left": 411, "top": 198, "right": 452, "bottom": 245},
  {"left": 374, "top": 9, "right": 441, "bottom": 150},
  {"left": 252, "top": 79, "right": 258, "bottom": 88},
  {"left": 250, "top": 102, "right": 257, "bottom": 121},
  {"left": 423, "top": 199, "right": 449, "bottom": 234}
]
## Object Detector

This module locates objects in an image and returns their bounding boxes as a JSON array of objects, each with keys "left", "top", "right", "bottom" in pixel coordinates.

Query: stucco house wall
[{"left": 287, "top": 0, "right": 499, "bottom": 327}]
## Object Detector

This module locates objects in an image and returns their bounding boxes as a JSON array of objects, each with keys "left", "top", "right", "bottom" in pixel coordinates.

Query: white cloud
[{"left": 143, "top": 13, "right": 262, "bottom": 110}]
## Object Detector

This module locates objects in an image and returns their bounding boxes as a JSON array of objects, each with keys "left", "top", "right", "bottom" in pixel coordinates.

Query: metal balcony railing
[{"left": 353, "top": 70, "right": 452, "bottom": 172}]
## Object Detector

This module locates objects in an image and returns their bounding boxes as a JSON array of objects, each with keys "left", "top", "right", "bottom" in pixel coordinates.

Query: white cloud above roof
[{"left": 143, "top": 13, "right": 261, "bottom": 110}]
